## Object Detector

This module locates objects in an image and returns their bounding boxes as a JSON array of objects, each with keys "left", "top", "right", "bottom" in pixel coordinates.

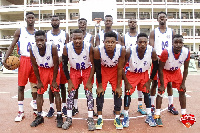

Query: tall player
[
  {"left": 62, "top": 29, "right": 96, "bottom": 131},
  {"left": 121, "top": 18, "right": 146, "bottom": 115},
  {"left": 149, "top": 11, "right": 177, "bottom": 115},
  {"left": 46, "top": 15, "right": 69, "bottom": 117},
  {"left": 3, "top": 12, "right": 38, "bottom": 122},
  {"left": 94, "top": 31, "right": 126, "bottom": 130},
  {"left": 155, "top": 34, "right": 190, "bottom": 126},
  {"left": 30, "top": 30, "right": 63, "bottom": 128}
]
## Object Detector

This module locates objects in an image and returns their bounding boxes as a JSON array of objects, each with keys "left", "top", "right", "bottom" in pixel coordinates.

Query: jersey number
[
  {"left": 40, "top": 63, "right": 50, "bottom": 68},
  {"left": 170, "top": 67, "right": 178, "bottom": 71},
  {"left": 57, "top": 44, "right": 60, "bottom": 51},
  {"left": 162, "top": 41, "right": 168, "bottom": 50},
  {"left": 76, "top": 62, "right": 85, "bottom": 70},
  {"left": 134, "top": 68, "right": 142, "bottom": 73},
  {"left": 27, "top": 42, "right": 32, "bottom": 52}
]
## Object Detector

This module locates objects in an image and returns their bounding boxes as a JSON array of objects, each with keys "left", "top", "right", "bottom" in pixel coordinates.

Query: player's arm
[
  {"left": 149, "top": 30, "right": 155, "bottom": 47},
  {"left": 95, "top": 34, "right": 100, "bottom": 47},
  {"left": 3, "top": 29, "right": 20, "bottom": 69},
  {"left": 117, "top": 34, "right": 122, "bottom": 45},
  {"left": 51, "top": 44, "right": 59, "bottom": 89},
  {"left": 65, "top": 33, "right": 69, "bottom": 44},
  {"left": 121, "top": 35, "right": 125, "bottom": 46},
  {"left": 90, "top": 35, "right": 94, "bottom": 46}
]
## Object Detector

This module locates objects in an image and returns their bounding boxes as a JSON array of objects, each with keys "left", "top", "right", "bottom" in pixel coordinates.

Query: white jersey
[
  {"left": 67, "top": 41, "right": 91, "bottom": 70},
  {"left": 124, "top": 32, "right": 137, "bottom": 50},
  {"left": 18, "top": 27, "right": 37, "bottom": 57},
  {"left": 128, "top": 45, "right": 153, "bottom": 73},
  {"left": 46, "top": 30, "right": 66, "bottom": 57},
  {"left": 84, "top": 33, "right": 92, "bottom": 44},
  {"left": 99, "top": 30, "right": 119, "bottom": 46},
  {"left": 164, "top": 47, "right": 189, "bottom": 71},
  {"left": 99, "top": 44, "right": 122, "bottom": 67},
  {"left": 31, "top": 42, "right": 54, "bottom": 68},
  {"left": 154, "top": 27, "right": 173, "bottom": 56}
]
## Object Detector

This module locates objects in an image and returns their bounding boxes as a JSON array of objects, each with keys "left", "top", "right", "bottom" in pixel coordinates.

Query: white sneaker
[
  {"left": 15, "top": 111, "right": 24, "bottom": 122},
  {"left": 41, "top": 111, "right": 48, "bottom": 117},
  {"left": 30, "top": 100, "right": 34, "bottom": 109}
]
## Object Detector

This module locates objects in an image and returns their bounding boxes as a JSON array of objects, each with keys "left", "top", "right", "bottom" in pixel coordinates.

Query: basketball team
[{"left": 2, "top": 11, "right": 190, "bottom": 130}]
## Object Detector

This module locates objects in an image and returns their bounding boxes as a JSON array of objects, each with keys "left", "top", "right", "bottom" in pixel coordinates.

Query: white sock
[
  {"left": 124, "top": 110, "right": 129, "bottom": 116},
  {"left": 18, "top": 101, "right": 24, "bottom": 112},
  {"left": 33, "top": 100, "right": 37, "bottom": 109},
  {"left": 138, "top": 101, "right": 143, "bottom": 105},
  {"left": 146, "top": 108, "right": 151, "bottom": 115},
  {"left": 168, "top": 96, "right": 173, "bottom": 106},
  {"left": 150, "top": 96, "right": 155, "bottom": 106},
  {"left": 98, "top": 115, "right": 102, "bottom": 119},
  {"left": 74, "top": 99, "right": 78, "bottom": 109},
  {"left": 88, "top": 111, "right": 93, "bottom": 118},
  {"left": 67, "top": 110, "right": 72, "bottom": 118},
  {"left": 115, "top": 115, "right": 120, "bottom": 119},
  {"left": 62, "top": 103, "right": 66, "bottom": 108},
  {"left": 57, "top": 112, "right": 62, "bottom": 115},
  {"left": 138, "top": 91, "right": 143, "bottom": 98},
  {"left": 155, "top": 109, "right": 160, "bottom": 116},
  {"left": 50, "top": 103, "right": 54, "bottom": 108},
  {"left": 181, "top": 109, "right": 186, "bottom": 115}
]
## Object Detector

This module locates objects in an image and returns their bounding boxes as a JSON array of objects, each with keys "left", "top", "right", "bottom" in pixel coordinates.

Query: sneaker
[
  {"left": 62, "top": 106, "right": 67, "bottom": 116},
  {"left": 30, "top": 115, "right": 44, "bottom": 127},
  {"left": 72, "top": 107, "right": 79, "bottom": 116},
  {"left": 95, "top": 118, "right": 103, "bottom": 130},
  {"left": 168, "top": 104, "right": 179, "bottom": 115},
  {"left": 151, "top": 105, "right": 155, "bottom": 116},
  {"left": 87, "top": 117, "right": 96, "bottom": 131},
  {"left": 33, "top": 109, "right": 37, "bottom": 116},
  {"left": 138, "top": 104, "right": 147, "bottom": 115},
  {"left": 93, "top": 110, "right": 98, "bottom": 117},
  {"left": 145, "top": 114, "right": 157, "bottom": 127},
  {"left": 154, "top": 115, "right": 163, "bottom": 127},
  {"left": 114, "top": 117, "right": 123, "bottom": 129},
  {"left": 62, "top": 117, "right": 72, "bottom": 130},
  {"left": 122, "top": 115, "right": 130, "bottom": 127},
  {"left": 30, "top": 100, "right": 34, "bottom": 108},
  {"left": 57, "top": 114, "right": 63, "bottom": 128},
  {"left": 15, "top": 111, "right": 25, "bottom": 122},
  {"left": 46, "top": 107, "right": 55, "bottom": 118}
]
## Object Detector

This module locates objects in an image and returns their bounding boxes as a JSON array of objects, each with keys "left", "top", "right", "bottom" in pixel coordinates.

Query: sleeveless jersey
[
  {"left": 164, "top": 47, "right": 189, "bottom": 71},
  {"left": 66, "top": 41, "right": 91, "bottom": 70},
  {"left": 84, "top": 33, "right": 92, "bottom": 44},
  {"left": 128, "top": 45, "right": 153, "bottom": 73},
  {"left": 154, "top": 27, "right": 173, "bottom": 56},
  {"left": 124, "top": 32, "right": 137, "bottom": 50},
  {"left": 99, "top": 30, "right": 119, "bottom": 46},
  {"left": 46, "top": 30, "right": 66, "bottom": 57},
  {"left": 18, "top": 27, "right": 37, "bottom": 57},
  {"left": 99, "top": 44, "right": 122, "bottom": 67},
  {"left": 31, "top": 42, "right": 54, "bottom": 68}
]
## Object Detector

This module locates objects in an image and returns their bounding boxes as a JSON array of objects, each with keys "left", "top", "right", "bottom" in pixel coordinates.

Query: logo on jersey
[
  {"left": 179, "top": 61, "right": 183, "bottom": 64},
  {"left": 166, "top": 35, "right": 171, "bottom": 39},
  {"left": 58, "top": 39, "right": 62, "bottom": 43},
  {"left": 46, "top": 56, "right": 50, "bottom": 60},
  {"left": 143, "top": 61, "right": 148, "bottom": 66},
  {"left": 83, "top": 55, "right": 87, "bottom": 60}
]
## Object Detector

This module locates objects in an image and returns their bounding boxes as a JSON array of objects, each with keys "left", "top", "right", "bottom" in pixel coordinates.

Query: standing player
[
  {"left": 46, "top": 15, "right": 69, "bottom": 117},
  {"left": 155, "top": 34, "right": 190, "bottom": 126},
  {"left": 121, "top": 18, "right": 146, "bottom": 115},
  {"left": 62, "top": 29, "right": 96, "bottom": 131},
  {"left": 30, "top": 30, "right": 63, "bottom": 128},
  {"left": 3, "top": 12, "right": 38, "bottom": 122},
  {"left": 122, "top": 33, "right": 158, "bottom": 127},
  {"left": 94, "top": 31, "right": 126, "bottom": 130},
  {"left": 95, "top": 15, "right": 122, "bottom": 46},
  {"left": 149, "top": 11, "right": 177, "bottom": 115}
]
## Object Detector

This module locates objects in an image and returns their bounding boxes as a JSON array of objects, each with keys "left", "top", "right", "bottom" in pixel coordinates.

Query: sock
[
  {"left": 138, "top": 101, "right": 143, "bottom": 105},
  {"left": 168, "top": 96, "right": 173, "bottom": 106},
  {"left": 88, "top": 111, "right": 93, "bottom": 118},
  {"left": 50, "top": 103, "right": 54, "bottom": 108},
  {"left": 146, "top": 108, "right": 151, "bottom": 115},
  {"left": 67, "top": 110, "right": 72, "bottom": 118},
  {"left": 150, "top": 96, "right": 155, "bottom": 106},
  {"left": 124, "top": 110, "right": 129, "bottom": 116},
  {"left": 18, "top": 101, "right": 24, "bottom": 112},
  {"left": 74, "top": 99, "right": 78, "bottom": 109},
  {"left": 33, "top": 100, "right": 37, "bottom": 109},
  {"left": 181, "top": 109, "right": 186, "bottom": 115},
  {"left": 98, "top": 115, "right": 102, "bottom": 119},
  {"left": 138, "top": 91, "right": 143, "bottom": 98},
  {"left": 115, "top": 115, "right": 120, "bottom": 119},
  {"left": 62, "top": 103, "right": 66, "bottom": 108},
  {"left": 155, "top": 109, "right": 160, "bottom": 116},
  {"left": 57, "top": 112, "right": 62, "bottom": 115}
]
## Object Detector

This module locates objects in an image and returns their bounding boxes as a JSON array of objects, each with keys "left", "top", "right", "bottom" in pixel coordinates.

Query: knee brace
[
  {"left": 67, "top": 90, "right": 76, "bottom": 110},
  {"left": 85, "top": 90, "right": 94, "bottom": 110},
  {"left": 114, "top": 93, "right": 122, "bottom": 111},
  {"left": 143, "top": 92, "right": 151, "bottom": 108},
  {"left": 30, "top": 83, "right": 37, "bottom": 93},
  {"left": 124, "top": 95, "right": 131, "bottom": 107},
  {"left": 96, "top": 93, "right": 104, "bottom": 111}
]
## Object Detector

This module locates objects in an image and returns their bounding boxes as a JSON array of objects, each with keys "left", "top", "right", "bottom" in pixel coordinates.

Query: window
[
  {"left": 116, "top": 0, "right": 122, "bottom": 2},
  {"left": 195, "top": 29, "right": 200, "bottom": 36},
  {"left": 56, "top": 0, "right": 66, "bottom": 3},
  {"left": 167, "top": 12, "right": 177, "bottom": 19},
  {"left": 125, "top": 12, "right": 136, "bottom": 19},
  {"left": 139, "top": 12, "right": 150, "bottom": 19},
  {"left": 153, "top": 12, "right": 159, "bottom": 19},
  {"left": 182, "top": 29, "right": 189, "bottom": 36},
  {"left": 140, "top": 28, "right": 150, "bottom": 36},
  {"left": 70, "top": 13, "right": 80, "bottom": 20},
  {"left": 117, "top": 12, "right": 123, "bottom": 19},
  {"left": 199, "top": 45, "right": 200, "bottom": 51},
  {"left": 191, "top": 45, "right": 193, "bottom": 51},
  {"left": 55, "top": 13, "right": 66, "bottom": 20},
  {"left": 181, "top": 12, "right": 189, "bottom": 19}
]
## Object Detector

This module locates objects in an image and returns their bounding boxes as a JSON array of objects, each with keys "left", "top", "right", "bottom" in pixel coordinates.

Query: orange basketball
[{"left": 6, "top": 56, "right": 20, "bottom": 70}]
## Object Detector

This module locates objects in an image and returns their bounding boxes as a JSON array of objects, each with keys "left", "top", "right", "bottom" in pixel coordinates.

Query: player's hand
[
  {"left": 180, "top": 83, "right": 186, "bottom": 92},
  {"left": 158, "top": 85, "right": 165, "bottom": 94},
  {"left": 86, "top": 82, "right": 93, "bottom": 93},
  {"left": 37, "top": 81, "right": 44, "bottom": 93},
  {"left": 115, "top": 86, "right": 122, "bottom": 98},
  {"left": 2, "top": 61, "right": 12, "bottom": 70},
  {"left": 143, "top": 79, "right": 152, "bottom": 93},
  {"left": 51, "top": 81, "right": 58, "bottom": 90},
  {"left": 96, "top": 83, "right": 104, "bottom": 97},
  {"left": 68, "top": 79, "right": 75, "bottom": 93},
  {"left": 125, "top": 82, "right": 132, "bottom": 94}
]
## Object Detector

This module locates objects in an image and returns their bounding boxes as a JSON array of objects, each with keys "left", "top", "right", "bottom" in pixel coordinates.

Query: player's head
[
  {"left": 51, "top": 15, "right": 60, "bottom": 29},
  {"left": 136, "top": 33, "right": 148, "bottom": 50},
  {"left": 157, "top": 11, "right": 167, "bottom": 26},
  {"left": 25, "top": 12, "right": 35, "bottom": 26},
  {"left": 78, "top": 18, "right": 87, "bottom": 31},
  {"left": 128, "top": 18, "right": 137, "bottom": 29},
  {"left": 104, "top": 15, "right": 113, "bottom": 28},
  {"left": 172, "top": 34, "right": 184, "bottom": 54},
  {"left": 104, "top": 31, "right": 118, "bottom": 54},
  {"left": 35, "top": 30, "right": 46, "bottom": 50},
  {"left": 72, "top": 29, "right": 84, "bottom": 49}
]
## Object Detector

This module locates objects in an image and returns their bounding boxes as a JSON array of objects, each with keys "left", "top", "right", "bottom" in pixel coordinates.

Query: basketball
[{"left": 6, "top": 56, "right": 20, "bottom": 70}]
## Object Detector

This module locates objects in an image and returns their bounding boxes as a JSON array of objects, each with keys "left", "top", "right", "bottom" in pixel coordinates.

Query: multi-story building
[{"left": 0, "top": 0, "right": 200, "bottom": 59}]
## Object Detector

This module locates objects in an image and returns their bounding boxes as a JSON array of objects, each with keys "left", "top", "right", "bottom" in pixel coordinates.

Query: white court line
[
  {"left": 0, "top": 92, "right": 10, "bottom": 94},
  {"left": 12, "top": 89, "right": 31, "bottom": 98},
  {"left": 173, "top": 88, "right": 191, "bottom": 98}
]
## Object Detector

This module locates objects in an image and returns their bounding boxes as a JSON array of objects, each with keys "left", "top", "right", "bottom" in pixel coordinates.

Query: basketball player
[
  {"left": 149, "top": 11, "right": 177, "bottom": 115},
  {"left": 30, "top": 30, "right": 63, "bottom": 128},
  {"left": 155, "top": 34, "right": 190, "bottom": 126},
  {"left": 94, "top": 31, "right": 126, "bottom": 130},
  {"left": 46, "top": 15, "right": 69, "bottom": 117},
  {"left": 62, "top": 29, "right": 96, "bottom": 131},
  {"left": 3, "top": 12, "right": 38, "bottom": 122},
  {"left": 122, "top": 33, "right": 158, "bottom": 127}
]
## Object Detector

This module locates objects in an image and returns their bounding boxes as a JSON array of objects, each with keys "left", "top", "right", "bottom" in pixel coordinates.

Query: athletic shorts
[
  {"left": 70, "top": 66, "right": 93, "bottom": 90},
  {"left": 59, "top": 63, "right": 68, "bottom": 84},
  {"left": 18, "top": 56, "right": 37, "bottom": 86},
  {"left": 37, "top": 67, "right": 60, "bottom": 94},
  {"left": 158, "top": 69, "right": 183, "bottom": 94},
  {"left": 125, "top": 70, "right": 149, "bottom": 95}
]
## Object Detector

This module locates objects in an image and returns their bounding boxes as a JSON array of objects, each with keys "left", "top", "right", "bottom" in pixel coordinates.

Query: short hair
[
  {"left": 137, "top": 33, "right": 148, "bottom": 41},
  {"left": 72, "top": 29, "right": 83, "bottom": 34},
  {"left": 104, "top": 31, "right": 117, "bottom": 40},
  {"left": 173, "top": 34, "right": 183, "bottom": 40},
  {"left": 26, "top": 12, "right": 35, "bottom": 16},
  {"left": 105, "top": 15, "right": 113, "bottom": 18},
  {"left": 157, "top": 11, "right": 167, "bottom": 18},
  {"left": 78, "top": 18, "right": 87, "bottom": 22},
  {"left": 35, "top": 30, "right": 45, "bottom": 37},
  {"left": 52, "top": 15, "right": 59, "bottom": 18}
]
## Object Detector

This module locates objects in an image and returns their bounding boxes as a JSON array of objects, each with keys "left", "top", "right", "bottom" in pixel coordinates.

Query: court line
[{"left": 0, "top": 92, "right": 10, "bottom": 94}]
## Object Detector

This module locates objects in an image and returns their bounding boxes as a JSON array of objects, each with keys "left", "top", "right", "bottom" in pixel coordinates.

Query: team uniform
[
  {"left": 31, "top": 42, "right": 60, "bottom": 94},
  {"left": 84, "top": 33, "right": 93, "bottom": 44},
  {"left": 98, "top": 30, "right": 119, "bottom": 46},
  {"left": 46, "top": 30, "right": 67, "bottom": 84},
  {"left": 124, "top": 32, "right": 137, "bottom": 50}
]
